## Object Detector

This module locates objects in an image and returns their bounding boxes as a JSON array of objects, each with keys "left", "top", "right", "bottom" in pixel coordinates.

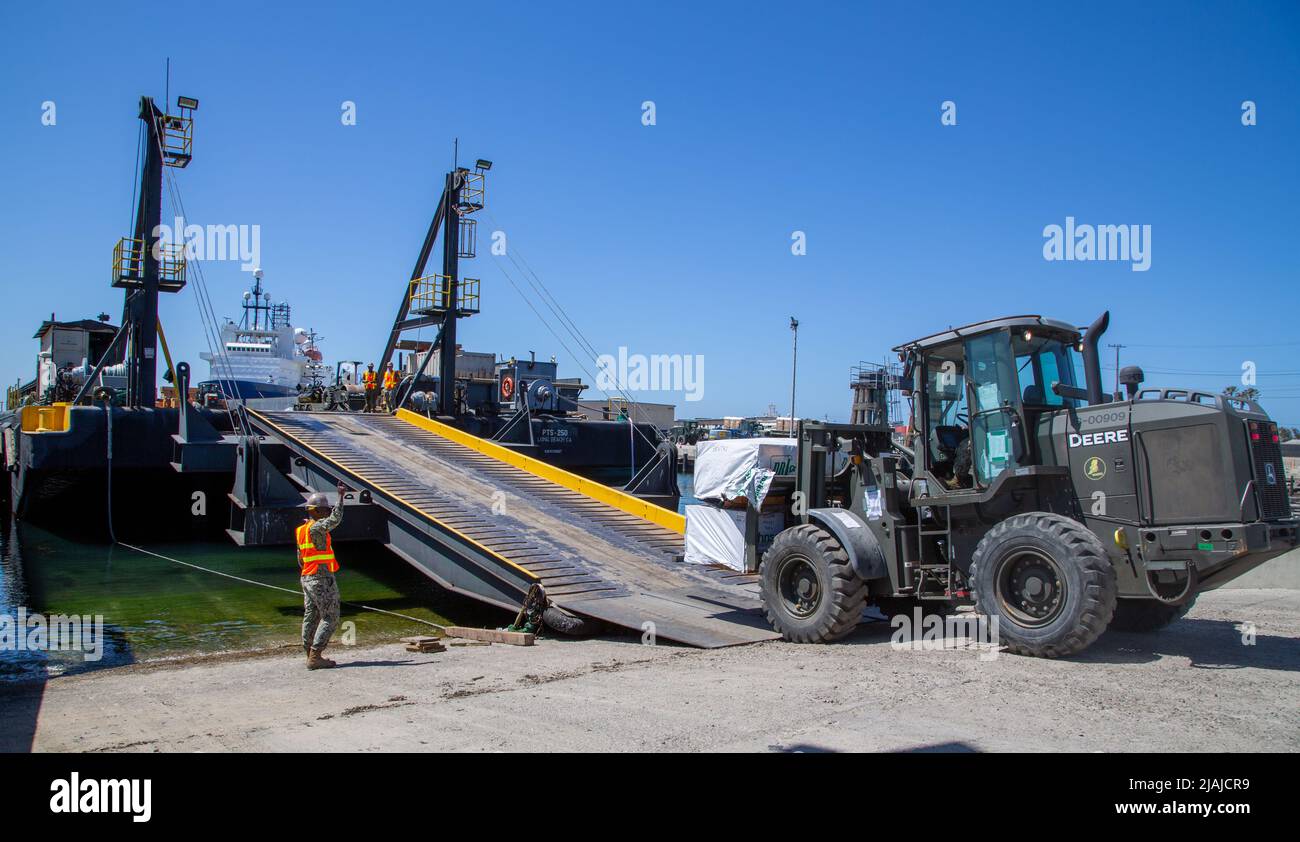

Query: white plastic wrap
[
  {"left": 692, "top": 438, "right": 799, "bottom": 508},
  {"left": 683, "top": 505, "right": 746, "bottom": 570},
  {"left": 683, "top": 505, "right": 787, "bottom": 572}
]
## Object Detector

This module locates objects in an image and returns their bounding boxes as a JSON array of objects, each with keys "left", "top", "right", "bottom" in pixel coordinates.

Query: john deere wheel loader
[{"left": 758, "top": 313, "right": 1298, "bottom": 657}]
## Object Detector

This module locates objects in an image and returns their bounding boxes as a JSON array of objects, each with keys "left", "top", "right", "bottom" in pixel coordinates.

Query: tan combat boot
[{"left": 307, "top": 648, "right": 337, "bottom": 670}]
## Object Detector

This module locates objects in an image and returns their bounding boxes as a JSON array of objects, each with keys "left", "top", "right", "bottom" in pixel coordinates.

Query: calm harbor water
[
  {"left": 0, "top": 472, "right": 699, "bottom": 682},
  {"left": 0, "top": 518, "right": 504, "bottom": 683},
  {"left": 677, "top": 471, "right": 700, "bottom": 507}
]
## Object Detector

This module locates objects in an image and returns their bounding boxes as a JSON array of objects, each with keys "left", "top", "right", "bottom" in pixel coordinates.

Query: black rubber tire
[
  {"left": 760, "top": 524, "right": 867, "bottom": 643},
  {"left": 970, "top": 513, "right": 1116, "bottom": 658},
  {"left": 1108, "top": 597, "right": 1196, "bottom": 633},
  {"left": 542, "top": 606, "right": 604, "bottom": 637}
]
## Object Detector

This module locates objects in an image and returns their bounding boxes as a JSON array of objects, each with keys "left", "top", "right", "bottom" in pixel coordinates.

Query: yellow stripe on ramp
[{"left": 395, "top": 409, "right": 686, "bottom": 534}]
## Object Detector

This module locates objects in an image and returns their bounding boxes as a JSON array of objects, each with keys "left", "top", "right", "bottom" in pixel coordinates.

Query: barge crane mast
[
  {"left": 378, "top": 156, "right": 488, "bottom": 418},
  {"left": 76, "top": 94, "right": 198, "bottom": 408}
]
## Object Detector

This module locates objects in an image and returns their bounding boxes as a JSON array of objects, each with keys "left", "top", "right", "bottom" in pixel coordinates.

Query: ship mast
[{"left": 240, "top": 270, "right": 272, "bottom": 332}]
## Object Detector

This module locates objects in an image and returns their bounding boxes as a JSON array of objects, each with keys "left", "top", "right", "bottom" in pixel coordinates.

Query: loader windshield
[
  {"left": 1014, "top": 334, "right": 1082, "bottom": 408},
  {"left": 964, "top": 331, "right": 1023, "bottom": 486}
]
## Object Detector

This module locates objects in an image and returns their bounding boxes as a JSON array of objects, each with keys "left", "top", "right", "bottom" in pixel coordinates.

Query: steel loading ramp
[{"left": 246, "top": 408, "right": 780, "bottom": 648}]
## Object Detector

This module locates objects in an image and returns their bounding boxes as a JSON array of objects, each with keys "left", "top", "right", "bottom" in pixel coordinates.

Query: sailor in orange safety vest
[
  {"left": 381, "top": 362, "right": 399, "bottom": 412},
  {"left": 362, "top": 363, "right": 379, "bottom": 413},
  {"left": 297, "top": 482, "right": 348, "bottom": 669}
]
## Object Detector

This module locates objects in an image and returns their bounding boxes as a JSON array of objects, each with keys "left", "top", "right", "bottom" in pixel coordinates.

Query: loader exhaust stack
[{"left": 1082, "top": 310, "right": 1110, "bottom": 405}]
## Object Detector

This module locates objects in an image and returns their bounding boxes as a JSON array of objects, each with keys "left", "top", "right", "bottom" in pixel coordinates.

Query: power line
[
  {"left": 1102, "top": 366, "right": 1300, "bottom": 377},
  {"left": 1122, "top": 340, "right": 1300, "bottom": 349},
  {"left": 484, "top": 210, "right": 666, "bottom": 446},
  {"left": 487, "top": 254, "right": 659, "bottom": 451},
  {"left": 153, "top": 122, "right": 249, "bottom": 438}
]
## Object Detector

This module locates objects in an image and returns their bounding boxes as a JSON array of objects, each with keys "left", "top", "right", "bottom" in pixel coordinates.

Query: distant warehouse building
[{"left": 572, "top": 398, "right": 675, "bottom": 431}]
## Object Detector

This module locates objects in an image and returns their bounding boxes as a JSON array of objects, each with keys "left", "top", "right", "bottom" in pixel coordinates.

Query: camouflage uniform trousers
[{"left": 302, "top": 571, "right": 341, "bottom": 650}]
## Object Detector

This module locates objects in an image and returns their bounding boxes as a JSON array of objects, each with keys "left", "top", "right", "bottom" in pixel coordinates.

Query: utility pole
[
  {"left": 789, "top": 317, "right": 799, "bottom": 438},
  {"left": 1107, "top": 343, "right": 1126, "bottom": 396}
]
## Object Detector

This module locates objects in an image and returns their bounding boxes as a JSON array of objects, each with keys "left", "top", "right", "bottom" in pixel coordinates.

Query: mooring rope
[
  {"left": 112, "top": 542, "right": 448, "bottom": 632},
  {"left": 93, "top": 115, "right": 449, "bottom": 642},
  {"left": 103, "top": 421, "right": 458, "bottom": 636},
  {"left": 105, "top": 404, "right": 117, "bottom": 545}
]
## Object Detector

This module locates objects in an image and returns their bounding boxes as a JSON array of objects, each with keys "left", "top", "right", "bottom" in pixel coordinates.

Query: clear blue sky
[{"left": 2, "top": 1, "right": 1298, "bottom": 424}]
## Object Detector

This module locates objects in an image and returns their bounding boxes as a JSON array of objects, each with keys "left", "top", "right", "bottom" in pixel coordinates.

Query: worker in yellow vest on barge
[
  {"left": 297, "top": 482, "right": 348, "bottom": 670},
  {"left": 381, "top": 362, "right": 399, "bottom": 412},
  {"left": 362, "top": 363, "right": 379, "bottom": 413}
]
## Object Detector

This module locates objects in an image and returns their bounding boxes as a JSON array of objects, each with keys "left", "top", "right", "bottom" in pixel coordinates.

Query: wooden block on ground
[
  {"left": 444, "top": 626, "right": 535, "bottom": 646},
  {"left": 404, "top": 640, "right": 446, "bottom": 653}
]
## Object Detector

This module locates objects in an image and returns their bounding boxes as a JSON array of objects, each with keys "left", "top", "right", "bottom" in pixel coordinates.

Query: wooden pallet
[{"left": 400, "top": 636, "right": 446, "bottom": 653}]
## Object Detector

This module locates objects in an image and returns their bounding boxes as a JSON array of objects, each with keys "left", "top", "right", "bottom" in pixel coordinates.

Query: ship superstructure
[{"left": 199, "top": 270, "right": 319, "bottom": 409}]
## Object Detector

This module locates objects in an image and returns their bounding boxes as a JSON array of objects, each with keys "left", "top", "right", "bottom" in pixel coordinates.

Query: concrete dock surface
[{"left": 3, "top": 588, "right": 1297, "bottom": 753}]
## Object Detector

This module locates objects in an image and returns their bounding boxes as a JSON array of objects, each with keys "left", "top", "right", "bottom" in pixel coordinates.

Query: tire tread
[
  {"left": 761, "top": 524, "right": 866, "bottom": 643},
  {"left": 970, "top": 513, "right": 1116, "bottom": 658}
]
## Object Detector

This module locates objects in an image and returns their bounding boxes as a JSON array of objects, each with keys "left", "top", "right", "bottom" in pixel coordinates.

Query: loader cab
[{"left": 900, "top": 316, "right": 1084, "bottom": 491}]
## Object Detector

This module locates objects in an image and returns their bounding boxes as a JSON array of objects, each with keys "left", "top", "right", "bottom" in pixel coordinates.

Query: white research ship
[{"left": 198, "top": 269, "right": 323, "bottom": 410}]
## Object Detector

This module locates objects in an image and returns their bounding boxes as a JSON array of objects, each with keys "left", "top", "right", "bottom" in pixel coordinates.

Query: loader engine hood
[{"left": 1049, "top": 387, "right": 1292, "bottom": 526}]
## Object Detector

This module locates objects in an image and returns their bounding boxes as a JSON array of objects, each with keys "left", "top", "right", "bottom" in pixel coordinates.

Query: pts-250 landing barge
[{"left": 3, "top": 93, "right": 679, "bottom": 543}]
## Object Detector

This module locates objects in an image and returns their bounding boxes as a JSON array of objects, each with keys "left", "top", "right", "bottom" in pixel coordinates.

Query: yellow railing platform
[
  {"left": 161, "top": 112, "right": 193, "bottom": 167},
  {"left": 408, "top": 274, "right": 480, "bottom": 316},
  {"left": 113, "top": 237, "right": 186, "bottom": 291}
]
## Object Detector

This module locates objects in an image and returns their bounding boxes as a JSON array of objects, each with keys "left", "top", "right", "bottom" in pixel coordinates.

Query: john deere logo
[
  {"left": 1084, "top": 457, "right": 1107, "bottom": 480},
  {"left": 1264, "top": 463, "right": 1277, "bottom": 486}
]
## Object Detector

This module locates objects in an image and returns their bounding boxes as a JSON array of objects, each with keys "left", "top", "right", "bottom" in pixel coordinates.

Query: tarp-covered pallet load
[
  {"left": 684, "top": 505, "right": 785, "bottom": 572},
  {"left": 691, "top": 437, "right": 799, "bottom": 507},
  {"left": 685, "top": 437, "right": 802, "bottom": 571}
]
